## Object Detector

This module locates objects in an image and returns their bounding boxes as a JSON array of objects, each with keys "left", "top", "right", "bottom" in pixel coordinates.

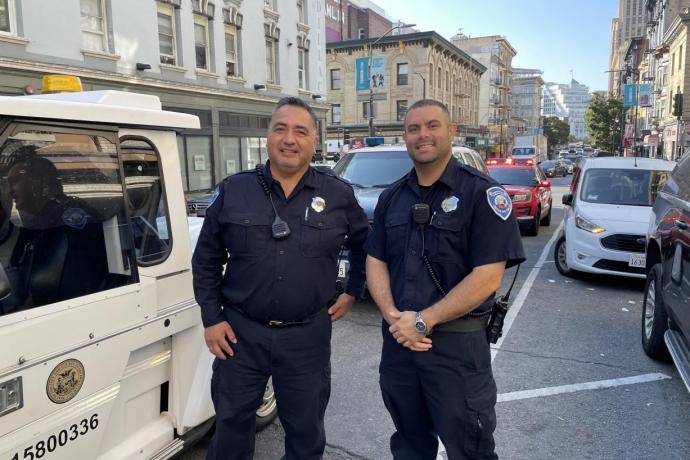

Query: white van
[{"left": 0, "top": 79, "right": 276, "bottom": 459}]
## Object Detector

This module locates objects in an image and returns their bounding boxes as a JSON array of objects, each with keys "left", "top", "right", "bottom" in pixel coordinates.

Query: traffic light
[
  {"left": 673, "top": 92, "right": 683, "bottom": 117},
  {"left": 343, "top": 129, "right": 350, "bottom": 144}
]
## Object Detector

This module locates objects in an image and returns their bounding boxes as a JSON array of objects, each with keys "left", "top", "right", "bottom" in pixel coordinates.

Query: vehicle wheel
[
  {"left": 540, "top": 203, "right": 552, "bottom": 226},
  {"left": 527, "top": 207, "right": 540, "bottom": 236},
  {"left": 554, "top": 235, "right": 575, "bottom": 277},
  {"left": 641, "top": 264, "right": 671, "bottom": 361},
  {"left": 256, "top": 378, "right": 278, "bottom": 431}
]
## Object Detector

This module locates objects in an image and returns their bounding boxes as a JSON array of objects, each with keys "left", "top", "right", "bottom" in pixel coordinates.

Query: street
[{"left": 181, "top": 177, "right": 690, "bottom": 459}]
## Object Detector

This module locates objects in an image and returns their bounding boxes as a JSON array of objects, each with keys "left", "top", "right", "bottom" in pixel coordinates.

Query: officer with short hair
[
  {"left": 365, "top": 99, "right": 525, "bottom": 459},
  {"left": 192, "top": 97, "right": 368, "bottom": 460}
]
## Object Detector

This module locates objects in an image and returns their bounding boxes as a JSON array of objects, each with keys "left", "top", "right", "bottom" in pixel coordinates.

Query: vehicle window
[
  {"left": 0, "top": 125, "right": 138, "bottom": 318},
  {"left": 488, "top": 168, "right": 537, "bottom": 187},
  {"left": 121, "top": 137, "right": 171, "bottom": 265},
  {"left": 512, "top": 147, "right": 535, "bottom": 156},
  {"left": 333, "top": 150, "right": 412, "bottom": 187},
  {"left": 580, "top": 168, "right": 670, "bottom": 206},
  {"left": 665, "top": 154, "right": 690, "bottom": 201}
]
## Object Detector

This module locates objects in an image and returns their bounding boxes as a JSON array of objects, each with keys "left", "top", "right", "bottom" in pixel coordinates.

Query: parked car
[
  {"left": 641, "top": 153, "right": 690, "bottom": 388},
  {"left": 487, "top": 165, "right": 552, "bottom": 236},
  {"left": 485, "top": 157, "right": 512, "bottom": 166},
  {"left": 452, "top": 145, "right": 489, "bottom": 174},
  {"left": 539, "top": 159, "right": 568, "bottom": 177},
  {"left": 554, "top": 157, "right": 676, "bottom": 278},
  {"left": 186, "top": 190, "right": 214, "bottom": 217}
]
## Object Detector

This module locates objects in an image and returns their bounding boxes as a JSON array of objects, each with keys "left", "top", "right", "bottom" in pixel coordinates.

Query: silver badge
[
  {"left": 311, "top": 196, "right": 326, "bottom": 213},
  {"left": 441, "top": 196, "right": 459, "bottom": 213}
]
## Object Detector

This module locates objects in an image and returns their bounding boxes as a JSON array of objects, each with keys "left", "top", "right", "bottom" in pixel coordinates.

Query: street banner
[
  {"left": 638, "top": 84, "right": 652, "bottom": 107},
  {"left": 623, "top": 84, "right": 637, "bottom": 107},
  {"left": 355, "top": 57, "right": 369, "bottom": 91},
  {"left": 370, "top": 56, "right": 386, "bottom": 92}
]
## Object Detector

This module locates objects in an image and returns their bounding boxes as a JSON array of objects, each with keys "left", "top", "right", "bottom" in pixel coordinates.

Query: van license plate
[
  {"left": 338, "top": 260, "right": 349, "bottom": 278},
  {"left": 629, "top": 254, "right": 645, "bottom": 267}
]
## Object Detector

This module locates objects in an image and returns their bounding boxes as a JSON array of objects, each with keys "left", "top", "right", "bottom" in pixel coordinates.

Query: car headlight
[
  {"left": 512, "top": 193, "right": 532, "bottom": 203},
  {"left": 575, "top": 214, "right": 606, "bottom": 233}
]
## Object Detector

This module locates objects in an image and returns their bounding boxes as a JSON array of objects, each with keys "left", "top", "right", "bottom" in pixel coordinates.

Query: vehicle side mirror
[
  {"left": 0, "top": 264, "right": 10, "bottom": 301},
  {"left": 562, "top": 193, "right": 573, "bottom": 206},
  {"left": 541, "top": 180, "right": 551, "bottom": 188}
]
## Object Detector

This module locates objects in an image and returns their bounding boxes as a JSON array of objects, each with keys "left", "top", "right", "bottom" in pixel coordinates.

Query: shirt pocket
[
  {"left": 384, "top": 212, "right": 408, "bottom": 260},
  {"left": 220, "top": 213, "right": 271, "bottom": 256},
  {"left": 428, "top": 213, "right": 466, "bottom": 262},
  {"left": 300, "top": 213, "right": 347, "bottom": 258}
]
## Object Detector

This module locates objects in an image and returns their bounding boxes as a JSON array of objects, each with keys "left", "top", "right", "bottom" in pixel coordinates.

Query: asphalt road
[{"left": 181, "top": 175, "right": 690, "bottom": 459}]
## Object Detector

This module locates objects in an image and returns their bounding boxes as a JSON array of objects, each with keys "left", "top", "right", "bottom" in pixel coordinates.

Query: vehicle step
[
  {"left": 665, "top": 330, "right": 690, "bottom": 393},
  {"left": 148, "top": 438, "right": 185, "bottom": 460}
]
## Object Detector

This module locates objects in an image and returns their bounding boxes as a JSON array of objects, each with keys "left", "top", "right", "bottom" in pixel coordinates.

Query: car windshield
[
  {"left": 580, "top": 168, "right": 670, "bottom": 206},
  {"left": 333, "top": 150, "right": 412, "bottom": 187},
  {"left": 488, "top": 167, "right": 536, "bottom": 186}
]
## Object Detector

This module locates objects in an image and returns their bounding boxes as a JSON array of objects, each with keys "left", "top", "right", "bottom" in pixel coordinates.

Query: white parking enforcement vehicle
[{"left": 0, "top": 77, "right": 276, "bottom": 460}]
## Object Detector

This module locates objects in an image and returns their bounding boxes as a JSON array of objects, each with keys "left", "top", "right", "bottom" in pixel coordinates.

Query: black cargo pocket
[
  {"left": 465, "top": 387, "right": 497, "bottom": 457},
  {"left": 384, "top": 212, "right": 408, "bottom": 259},
  {"left": 300, "top": 214, "right": 346, "bottom": 257},
  {"left": 428, "top": 213, "right": 466, "bottom": 262},
  {"left": 221, "top": 213, "right": 271, "bottom": 255}
]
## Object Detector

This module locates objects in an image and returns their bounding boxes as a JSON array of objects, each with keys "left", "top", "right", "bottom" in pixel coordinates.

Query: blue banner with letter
[
  {"left": 623, "top": 84, "right": 637, "bottom": 107},
  {"left": 356, "top": 57, "right": 369, "bottom": 91}
]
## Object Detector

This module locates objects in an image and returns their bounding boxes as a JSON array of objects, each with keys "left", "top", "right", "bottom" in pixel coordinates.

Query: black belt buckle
[{"left": 267, "top": 319, "right": 306, "bottom": 328}]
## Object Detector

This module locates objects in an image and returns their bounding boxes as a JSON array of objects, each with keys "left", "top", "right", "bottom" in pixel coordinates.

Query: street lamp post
[{"left": 367, "top": 23, "right": 416, "bottom": 137}]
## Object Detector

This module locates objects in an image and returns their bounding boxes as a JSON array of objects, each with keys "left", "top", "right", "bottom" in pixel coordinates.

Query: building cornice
[
  {"left": 326, "top": 31, "right": 487, "bottom": 74},
  {"left": 663, "top": 13, "right": 690, "bottom": 48}
]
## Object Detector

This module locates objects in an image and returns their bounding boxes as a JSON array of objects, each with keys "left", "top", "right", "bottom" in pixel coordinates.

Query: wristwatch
[{"left": 415, "top": 311, "right": 428, "bottom": 336}]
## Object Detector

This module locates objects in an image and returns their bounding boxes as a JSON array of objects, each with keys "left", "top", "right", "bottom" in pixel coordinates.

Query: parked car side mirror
[{"left": 562, "top": 193, "right": 573, "bottom": 206}]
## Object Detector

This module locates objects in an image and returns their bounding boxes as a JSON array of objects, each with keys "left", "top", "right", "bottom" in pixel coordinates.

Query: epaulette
[{"left": 456, "top": 162, "right": 493, "bottom": 182}]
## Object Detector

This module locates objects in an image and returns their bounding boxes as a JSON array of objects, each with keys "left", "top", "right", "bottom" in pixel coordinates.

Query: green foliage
[
  {"left": 542, "top": 116, "right": 570, "bottom": 147},
  {"left": 585, "top": 93, "right": 624, "bottom": 152}
]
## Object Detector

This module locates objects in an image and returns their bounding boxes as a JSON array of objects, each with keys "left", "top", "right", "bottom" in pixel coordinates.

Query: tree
[
  {"left": 585, "top": 93, "right": 623, "bottom": 153},
  {"left": 542, "top": 116, "right": 570, "bottom": 148}
]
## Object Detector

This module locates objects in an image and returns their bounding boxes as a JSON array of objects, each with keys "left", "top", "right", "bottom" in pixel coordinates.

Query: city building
[
  {"left": 451, "top": 34, "right": 517, "bottom": 157},
  {"left": 621, "top": 36, "right": 648, "bottom": 155},
  {"left": 609, "top": 0, "right": 649, "bottom": 94},
  {"left": 661, "top": 8, "right": 690, "bottom": 159},
  {"left": 324, "top": 0, "right": 391, "bottom": 42},
  {"left": 542, "top": 80, "right": 592, "bottom": 141},
  {"left": 325, "top": 31, "right": 485, "bottom": 147},
  {"left": 0, "top": 0, "right": 327, "bottom": 194},
  {"left": 511, "top": 68, "right": 544, "bottom": 135}
]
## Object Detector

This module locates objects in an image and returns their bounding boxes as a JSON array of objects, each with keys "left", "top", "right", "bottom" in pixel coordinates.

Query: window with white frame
[
  {"left": 330, "top": 69, "right": 341, "bottom": 90},
  {"left": 0, "top": 0, "right": 15, "bottom": 35},
  {"left": 266, "top": 38, "right": 276, "bottom": 83},
  {"left": 297, "top": 0, "right": 305, "bottom": 23},
  {"left": 225, "top": 25, "right": 238, "bottom": 77},
  {"left": 157, "top": 3, "right": 177, "bottom": 65},
  {"left": 332, "top": 104, "right": 341, "bottom": 125},
  {"left": 397, "top": 63, "right": 408, "bottom": 85},
  {"left": 194, "top": 15, "right": 209, "bottom": 70},
  {"left": 80, "top": 0, "right": 108, "bottom": 52},
  {"left": 298, "top": 48, "right": 307, "bottom": 90},
  {"left": 397, "top": 100, "right": 408, "bottom": 121}
]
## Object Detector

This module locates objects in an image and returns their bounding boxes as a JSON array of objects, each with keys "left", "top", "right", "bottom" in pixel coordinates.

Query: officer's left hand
[
  {"left": 328, "top": 293, "right": 355, "bottom": 321},
  {"left": 389, "top": 311, "right": 433, "bottom": 351}
]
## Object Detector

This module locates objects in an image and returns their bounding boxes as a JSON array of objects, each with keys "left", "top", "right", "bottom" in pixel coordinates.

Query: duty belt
[
  {"left": 435, "top": 314, "right": 488, "bottom": 333},
  {"left": 231, "top": 306, "right": 322, "bottom": 328}
]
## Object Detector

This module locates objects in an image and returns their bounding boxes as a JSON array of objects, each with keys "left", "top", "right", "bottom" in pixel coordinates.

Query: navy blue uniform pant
[
  {"left": 207, "top": 307, "right": 332, "bottom": 460},
  {"left": 379, "top": 324, "right": 498, "bottom": 460}
]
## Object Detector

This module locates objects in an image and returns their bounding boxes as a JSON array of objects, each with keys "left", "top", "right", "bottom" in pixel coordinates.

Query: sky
[{"left": 369, "top": 0, "right": 619, "bottom": 92}]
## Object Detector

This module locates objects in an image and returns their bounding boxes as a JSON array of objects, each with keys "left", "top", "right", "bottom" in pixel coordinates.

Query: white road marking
[
  {"left": 491, "top": 220, "right": 564, "bottom": 362},
  {"left": 496, "top": 373, "right": 672, "bottom": 403}
]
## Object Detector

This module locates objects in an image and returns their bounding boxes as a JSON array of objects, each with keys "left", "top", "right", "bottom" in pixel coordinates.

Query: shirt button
[
  {"left": 243, "top": 219, "right": 250, "bottom": 224},
  {"left": 411, "top": 250, "right": 417, "bottom": 256},
  {"left": 277, "top": 276, "right": 283, "bottom": 281},
  {"left": 279, "top": 250, "right": 285, "bottom": 255}
]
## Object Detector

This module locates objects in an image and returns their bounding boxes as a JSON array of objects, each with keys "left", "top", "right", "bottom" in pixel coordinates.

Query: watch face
[{"left": 415, "top": 320, "right": 426, "bottom": 334}]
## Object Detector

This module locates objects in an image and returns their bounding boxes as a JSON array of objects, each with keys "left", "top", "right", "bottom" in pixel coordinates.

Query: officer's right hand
[{"left": 204, "top": 321, "right": 237, "bottom": 360}]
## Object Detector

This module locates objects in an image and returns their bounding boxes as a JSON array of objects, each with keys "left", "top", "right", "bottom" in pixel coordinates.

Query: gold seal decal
[{"left": 46, "top": 359, "right": 85, "bottom": 404}]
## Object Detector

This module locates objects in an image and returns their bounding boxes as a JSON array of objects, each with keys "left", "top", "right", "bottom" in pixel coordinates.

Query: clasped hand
[{"left": 388, "top": 310, "right": 432, "bottom": 352}]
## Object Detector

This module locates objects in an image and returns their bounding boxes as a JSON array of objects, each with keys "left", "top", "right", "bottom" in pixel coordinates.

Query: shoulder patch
[
  {"left": 486, "top": 186, "right": 512, "bottom": 221},
  {"left": 209, "top": 186, "right": 221, "bottom": 207},
  {"left": 62, "top": 208, "right": 88, "bottom": 229}
]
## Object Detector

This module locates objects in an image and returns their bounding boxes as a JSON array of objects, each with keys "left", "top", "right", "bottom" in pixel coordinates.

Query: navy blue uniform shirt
[
  {"left": 193, "top": 163, "right": 369, "bottom": 327},
  {"left": 364, "top": 157, "right": 525, "bottom": 312}
]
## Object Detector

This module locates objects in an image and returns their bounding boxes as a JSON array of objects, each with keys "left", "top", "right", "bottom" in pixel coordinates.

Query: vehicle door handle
[{"left": 675, "top": 220, "right": 689, "bottom": 230}]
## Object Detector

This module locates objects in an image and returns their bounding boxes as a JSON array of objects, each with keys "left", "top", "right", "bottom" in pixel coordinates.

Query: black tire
[
  {"left": 554, "top": 235, "right": 576, "bottom": 277},
  {"left": 540, "top": 203, "right": 552, "bottom": 226},
  {"left": 255, "top": 378, "right": 278, "bottom": 431},
  {"left": 641, "top": 264, "right": 671, "bottom": 361},
  {"left": 527, "top": 207, "right": 540, "bottom": 236}
]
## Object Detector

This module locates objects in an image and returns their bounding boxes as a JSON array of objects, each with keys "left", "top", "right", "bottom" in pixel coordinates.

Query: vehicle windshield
[
  {"left": 580, "top": 168, "right": 670, "bottom": 206},
  {"left": 512, "top": 147, "right": 535, "bottom": 156},
  {"left": 333, "top": 150, "right": 412, "bottom": 187},
  {"left": 540, "top": 161, "right": 555, "bottom": 167},
  {"left": 488, "top": 167, "right": 536, "bottom": 187}
]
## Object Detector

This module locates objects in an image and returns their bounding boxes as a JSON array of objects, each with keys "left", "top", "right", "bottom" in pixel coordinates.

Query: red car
[{"left": 487, "top": 165, "right": 552, "bottom": 236}]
